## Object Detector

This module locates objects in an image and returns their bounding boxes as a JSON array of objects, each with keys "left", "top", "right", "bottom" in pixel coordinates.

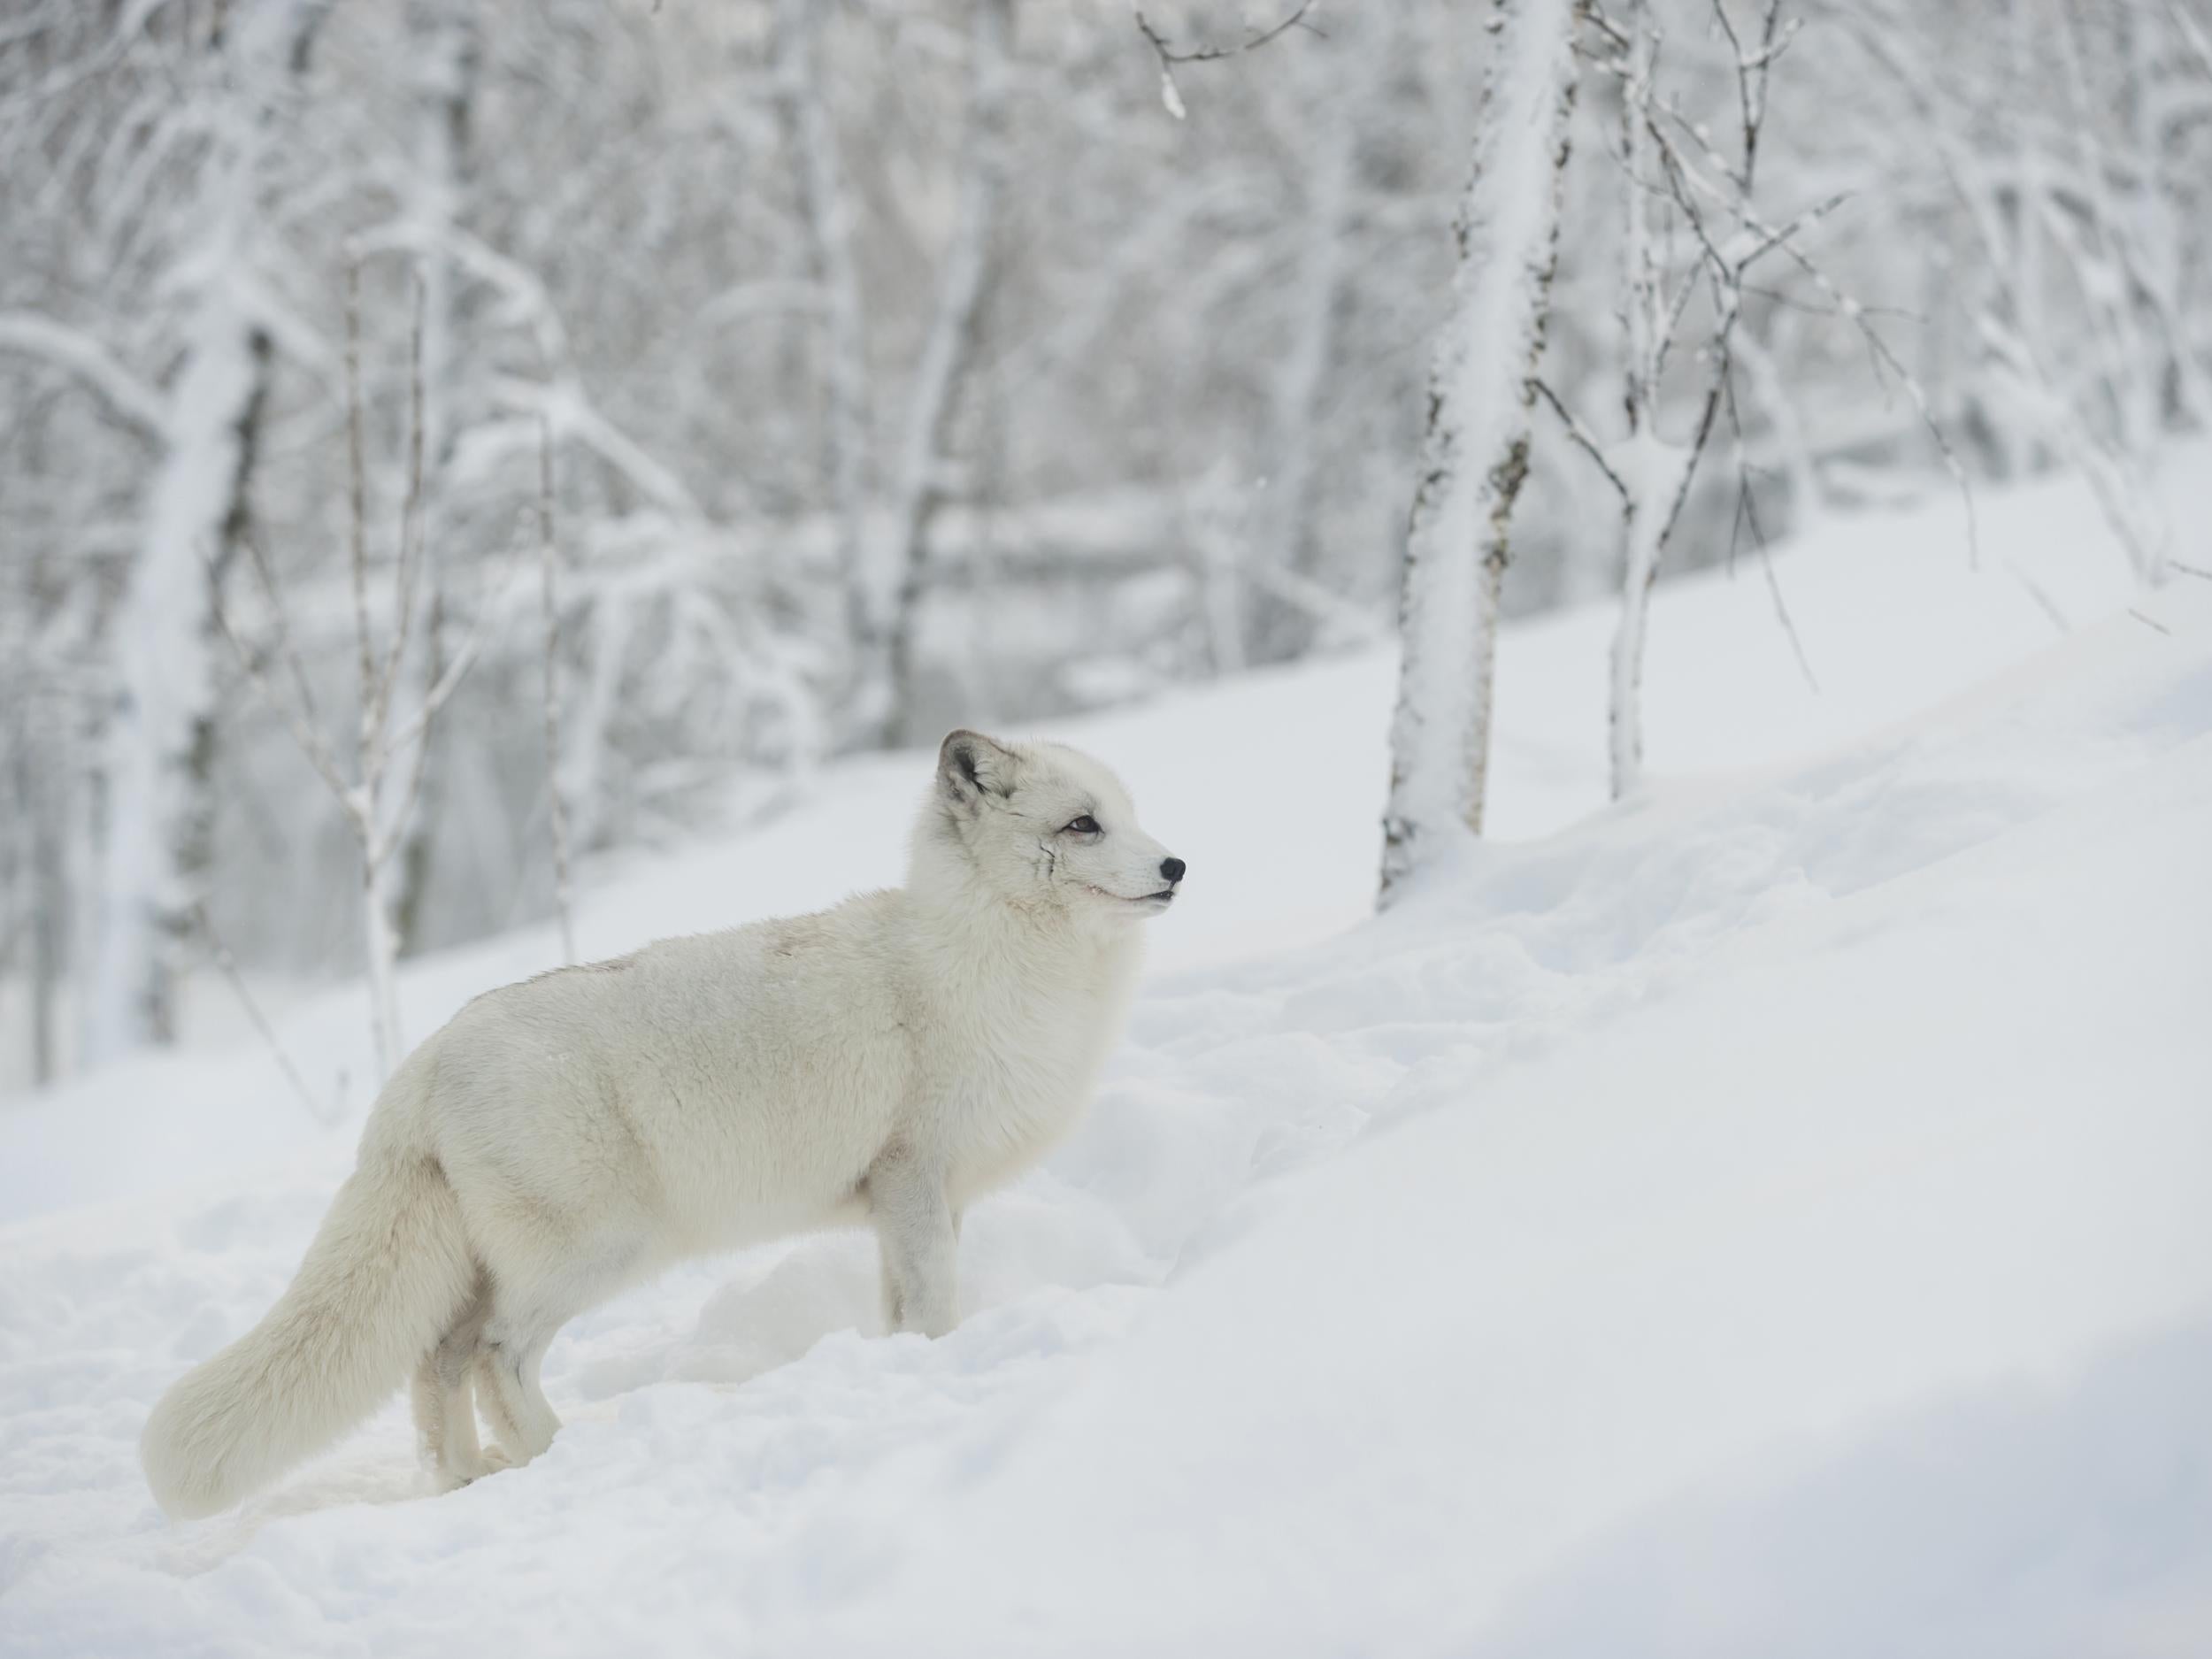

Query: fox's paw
[{"left": 424, "top": 1443, "right": 514, "bottom": 1496}]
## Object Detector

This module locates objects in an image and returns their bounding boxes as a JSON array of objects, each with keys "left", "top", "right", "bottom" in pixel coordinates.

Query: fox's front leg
[{"left": 867, "top": 1142, "right": 959, "bottom": 1338}]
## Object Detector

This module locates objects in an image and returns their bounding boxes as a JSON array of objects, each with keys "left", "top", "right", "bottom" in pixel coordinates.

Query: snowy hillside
[{"left": 4, "top": 472, "right": 2210, "bottom": 1655}]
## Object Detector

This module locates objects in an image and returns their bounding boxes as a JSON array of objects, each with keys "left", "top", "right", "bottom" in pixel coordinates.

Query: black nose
[{"left": 1160, "top": 856, "right": 1186, "bottom": 884}]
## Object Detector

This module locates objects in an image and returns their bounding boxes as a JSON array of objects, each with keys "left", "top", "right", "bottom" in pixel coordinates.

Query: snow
[{"left": 4, "top": 463, "right": 2211, "bottom": 1655}]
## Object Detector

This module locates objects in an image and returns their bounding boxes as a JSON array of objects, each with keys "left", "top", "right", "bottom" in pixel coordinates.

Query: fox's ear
[{"left": 939, "top": 729, "right": 1018, "bottom": 806}]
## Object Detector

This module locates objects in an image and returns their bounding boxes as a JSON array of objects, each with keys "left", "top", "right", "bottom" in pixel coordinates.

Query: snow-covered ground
[{"left": 4, "top": 467, "right": 2209, "bottom": 1655}]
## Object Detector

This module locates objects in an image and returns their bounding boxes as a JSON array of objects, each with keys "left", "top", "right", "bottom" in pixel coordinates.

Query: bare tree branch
[
  {"left": 2163, "top": 0, "right": 2212, "bottom": 80},
  {"left": 343, "top": 264, "right": 377, "bottom": 757},
  {"left": 193, "top": 902, "right": 334, "bottom": 1125},
  {"left": 377, "top": 560, "right": 512, "bottom": 792},
  {"left": 1638, "top": 50, "right": 1977, "bottom": 566},
  {"left": 1550, "top": 0, "right": 1870, "bottom": 796},
  {"left": 206, "top": 549, "right": 359, "bottom": 823},
  {"left": 1723, "top": 367, "right": 1819, "bottom": 691},
  {"left": 1134, "top": 0, "right": 1321, "bottom": 119},
  {"left": 236, "top": 522, "right": 326, "bottom": 739},
  {"left": 372, "top": 272, "right": 431, "bottom": 749},
  {"left": 1765, "top": 234, "right": 1978, "bottom": 564},
  {"left": 1532, "top": 376, "right": 1632, "bottom": 502},
  {"left": 1576, "top": 2, "right": 1632, "bottom": 54},
  {"left": 205, "top": 271, "right": 509, "bottom": 1075},
  {"left": 539, "top": 417, "right": 576, "bottom": 966}
]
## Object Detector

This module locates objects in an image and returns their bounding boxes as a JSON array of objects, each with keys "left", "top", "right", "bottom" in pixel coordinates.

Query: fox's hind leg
[
  {"left": 474, "top": 1279, "right": 594, "bottom": 1466},
  {"left": 473, "top": 1324, "right": 561, "bottom": 1464},
  {"left": 412, "top": 1271, "right": 495, "bottom": 1490},
  {"left": 468, "top": 1223, "right": 649, "bottom": 1467}
]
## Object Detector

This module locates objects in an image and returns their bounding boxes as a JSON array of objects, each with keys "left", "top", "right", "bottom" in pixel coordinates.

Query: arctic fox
[{"left": 142, "top": 730, "right": 1183, "bottom": 1518}]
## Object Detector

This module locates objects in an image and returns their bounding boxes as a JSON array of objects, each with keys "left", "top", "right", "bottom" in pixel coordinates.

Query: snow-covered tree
[
  {"left": 211, "top": 273, "right": 493, "bottom": 1079},
  {"left": 875, "top": 0, "right": 1017, "bottom": 747},
  {"left": 1540, "top": 0, "right": 1836, "bottom": 800},
  {"left": 774, "top": 0, "right": 875, "bottom": 719},
  {"left": 79, "top": 0, "right": 334, "bottom": 1060},
  {"left": 1379, "top": 0, "right": 1578, "bottom": 902},
  {"left": 5, "top": 0, "right": 2207, "bottom": 1079}
]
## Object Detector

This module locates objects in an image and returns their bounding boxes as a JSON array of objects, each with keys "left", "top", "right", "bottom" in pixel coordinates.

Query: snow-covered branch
[
  {"left": 1546, "top": 0, "right": 1962, "bottom": 798},
  {"left": 0, "top": 312, "right": 167, "bottom": 437},
  {"left": 1133, "top": 0, "right": 1321, "bottom": 119}
]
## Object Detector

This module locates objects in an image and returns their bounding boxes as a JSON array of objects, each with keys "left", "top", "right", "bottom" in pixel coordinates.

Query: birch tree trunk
[
  {"left": 391, "top": 0, "right": 480, "bottom": 956},
  {"left": 875, "top": 0, "right": 1013, "bottom": 748},
  {"left": 363, "top": 848, "right": 404, "bottom": 1079},
  {"left": 1247, "top": 4, "right": 1381, "bottom": 660},
  {"left": 1604, "top": 4, "right": 1699, "bottom": 803},
  {"left": 775, "top": 0, "right": 875, "bottom": 720},
  {"left": 2003, "top": 0, "right": 2049, "bottom": 481},
  {"left": 1606, "top": 436, "right": 1691, "bottom": 800},
  {"left": 402, "top": 0, "right": 478, "bottom": 478},
  {"left": 2122, "top": 5, "right": 2208, "bottom": 434},
  {"left": 29, "top": 771, "right": 63, "bottom": 1086},
  {"left": 83, "top": 0, "right": 333, "bottom": 1062},
  {"left": 206, "top": 265, "right": 490, "bottom": 1084},
  {"left": 1379, "top": 0, "right": 1578, "bottom": 903},
  {"left": 10, "top": 695, "right": 67, "bottom": 1087}
]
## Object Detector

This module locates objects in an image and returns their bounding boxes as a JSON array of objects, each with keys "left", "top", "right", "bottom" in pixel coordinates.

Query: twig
[
  {"left": 1756, "top": 539, "right": 1818, "bottom": 689},
  {"left": 193, "top": 902, "right": 334, "bottom": 1125},
  {"left": 1577, "top": 2, "right": 1632, "bottom": 54},
  {"left": 344, "top": 265, "right": 375, "bottom": 751},
  {"left": 237, "top": 522, "right": 326, "bottom": 736},
  {"left": 2169, "top": 0, "right": 2212, "bottom": 78},
  {"left": 1768, "top": 236, "right": 1978, "bottom": 565},
  {"left": 2128, "top": 607, "right": 2174, "bottom": 636},
  {"left": 1532, "top": 377, "right": 1632, "bottom": 502},
  {"left": 1137, "top": 0, "right": 1319, "bottom": 64},
  {"left": 1133, "top": 0, "right": 1320, "bottom": 119},
  {"left": 1739, "top": 188, "right": 1850, "bottom": 269},
  {"left": 372, "top": 272, "right": 431, "bottom": 749},
  {"left": 2005, "top": 563, "right": 2069, "bottom": 634},
  {"left": 376, "top": 557, "right": 513, "bottom": 808},
  {"left": 1745, "top": 281, "right": 1919, "bottom": 323},
  {"left": 1721, "top": 368, "right": 1760, "bottom": 578},
  {"left": 1710, "top": 0, "right": 1796, "bottom": 192},
  {"left": 207, "top": 549, "right": 357, "bottom": 816},
  {"left": 212, "top": 272, "right": 503, "bottom": 1079},
  {"left": 539, "top": 418, "right": 576, "bottom": 966},
  {"left": 1722, "top": 367, "right": 1819, "bottom": 691},
  {"left": 1647, "top": 86, "right": 1978, "bottom": 568}
]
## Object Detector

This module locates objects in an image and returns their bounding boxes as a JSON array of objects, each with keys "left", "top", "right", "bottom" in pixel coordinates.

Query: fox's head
[{"left": 914, "top": 729, "right": 1185, "bottom": 926}]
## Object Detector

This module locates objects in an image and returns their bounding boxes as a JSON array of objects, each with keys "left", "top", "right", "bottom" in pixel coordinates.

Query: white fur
[{"left": 140, "top": 732, "right": 1181, "bottom": 1518}]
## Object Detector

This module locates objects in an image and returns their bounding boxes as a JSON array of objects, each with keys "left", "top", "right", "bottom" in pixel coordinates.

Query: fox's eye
[{"left": 1064, "top": 816, "right": 1101, "bottom": 835}]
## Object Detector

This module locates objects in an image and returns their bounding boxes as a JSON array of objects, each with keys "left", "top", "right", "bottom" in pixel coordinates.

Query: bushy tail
[{"left": 141, "top": 1136, "right": 476, "bottom": 1519}]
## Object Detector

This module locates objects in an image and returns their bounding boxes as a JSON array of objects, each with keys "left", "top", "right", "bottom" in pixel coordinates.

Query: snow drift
[{"left": 2, "top": 469, "right": 2208, "bottom": 1655}]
